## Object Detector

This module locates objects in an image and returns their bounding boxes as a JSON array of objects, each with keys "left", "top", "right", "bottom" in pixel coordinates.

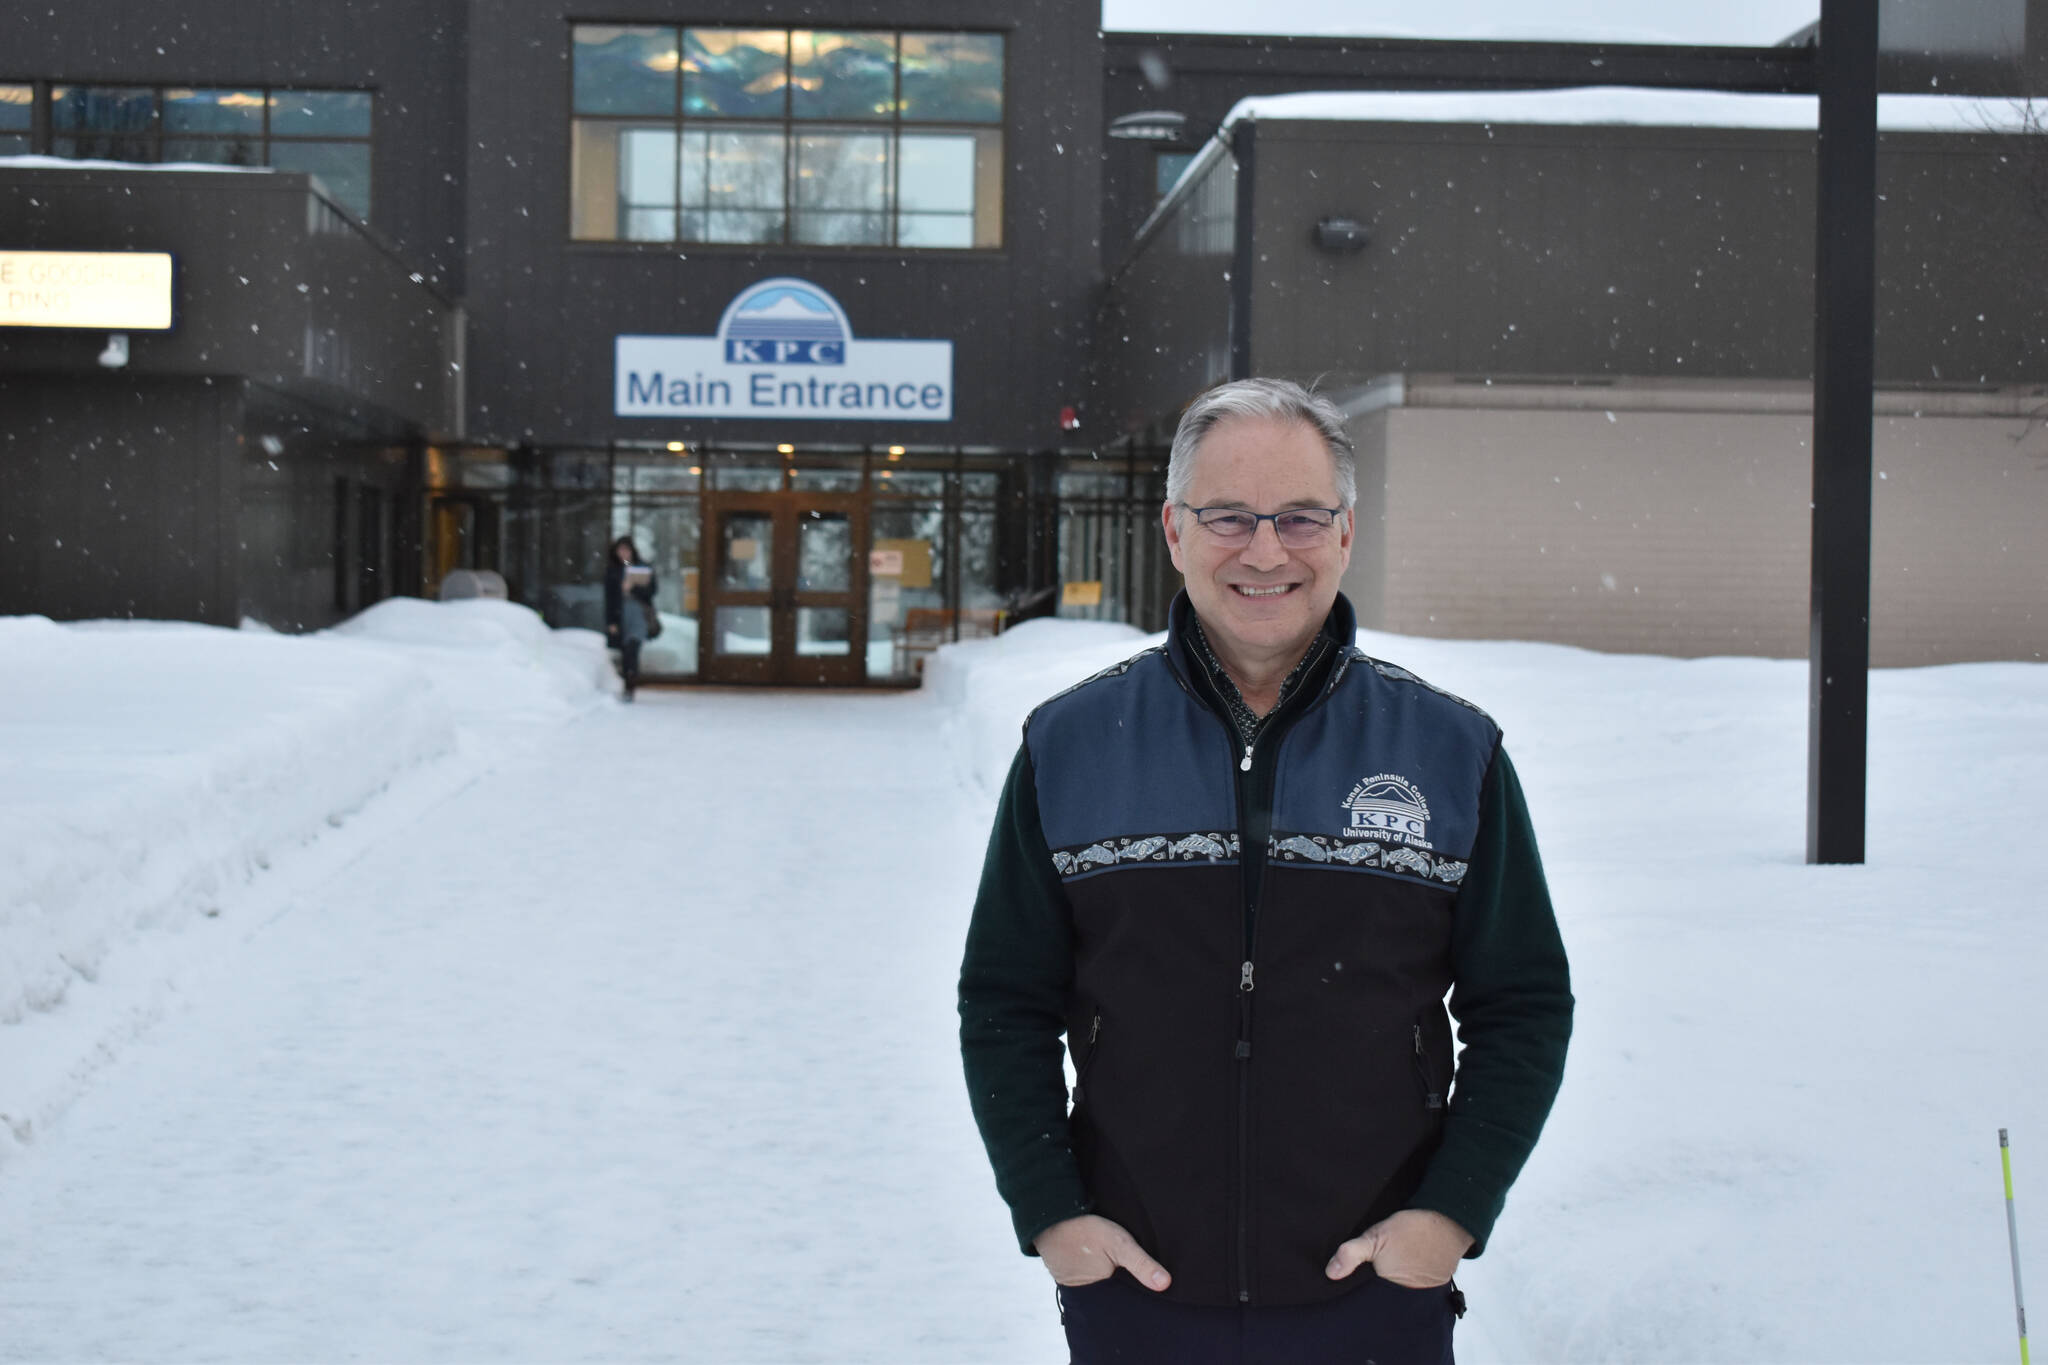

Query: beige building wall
[{"left": 1338, "top": 379, "right": 2048, "bottom": 665}]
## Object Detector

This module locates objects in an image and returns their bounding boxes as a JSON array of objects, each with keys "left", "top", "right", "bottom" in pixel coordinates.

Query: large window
[
  {"left": 0, "top": 83, "right": 373, "bottom": 221},
  {"left": 570, "top": 26, "right": 1003, "bottom": 249}
]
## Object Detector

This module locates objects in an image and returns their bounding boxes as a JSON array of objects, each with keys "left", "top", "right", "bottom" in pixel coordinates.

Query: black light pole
[{"left": 1807, "top": 0, "right": 1880, "bottom": 865}]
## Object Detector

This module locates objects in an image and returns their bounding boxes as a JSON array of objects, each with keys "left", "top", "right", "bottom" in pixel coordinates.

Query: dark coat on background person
[{"left": 604, "top": 556, "right": 657, "bottom": 643}]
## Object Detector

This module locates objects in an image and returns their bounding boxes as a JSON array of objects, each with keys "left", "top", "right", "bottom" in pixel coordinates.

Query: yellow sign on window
[
  {"left": 1062, "top": 581, "right": 1104, "bottom": 607},
  {"left": 870, "top": 538, "right": 932, "bottom": 588},
  {"left": 0, "top": 252, "right": 174, "bottom": 331}
]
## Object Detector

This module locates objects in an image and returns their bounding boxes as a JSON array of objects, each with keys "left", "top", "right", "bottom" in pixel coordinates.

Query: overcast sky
[{"left": 1099, "top": 0, "right": 1822, "bottom": 46}]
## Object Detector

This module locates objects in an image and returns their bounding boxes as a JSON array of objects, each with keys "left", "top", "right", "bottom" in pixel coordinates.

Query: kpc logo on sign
[{"left": 615, "top": 278, "right": 952, "bottom": 421}]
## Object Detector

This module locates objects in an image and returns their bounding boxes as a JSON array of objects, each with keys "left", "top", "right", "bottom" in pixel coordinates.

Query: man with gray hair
[{"left": 960, "top": 377, "right": 1572, "bottom": 1362}]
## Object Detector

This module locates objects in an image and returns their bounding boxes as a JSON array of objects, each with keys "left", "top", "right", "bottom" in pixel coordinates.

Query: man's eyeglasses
[{"left": 1181, "top": 504, "right": 1346, "bottom": 548}]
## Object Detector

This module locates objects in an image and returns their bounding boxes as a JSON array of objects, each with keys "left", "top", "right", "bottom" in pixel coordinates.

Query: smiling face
[{"left": 1162, "top": 413, "right": 1354, "bottom": 678}]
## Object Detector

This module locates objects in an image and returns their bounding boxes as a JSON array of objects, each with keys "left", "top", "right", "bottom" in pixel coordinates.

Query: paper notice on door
[
  {"left": 869, "top": 548, "right": 905, "bottom": 577},
  {"left": 730, "top": 538, "right": 759, "bottom": 562},
  {"left": 870, "top": 539, "right": 932, "bottom": 588},
  {"left": 871, "top": 577, "right": 903, "bottom": 626},
  {"left": 1062, "top": 581, "right": 1104, "bottom": 607}
]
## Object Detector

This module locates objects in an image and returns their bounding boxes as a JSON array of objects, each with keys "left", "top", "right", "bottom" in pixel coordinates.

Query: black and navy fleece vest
[{"left": 1023, "top": 594, "right": 1501, "bottom": 1307}]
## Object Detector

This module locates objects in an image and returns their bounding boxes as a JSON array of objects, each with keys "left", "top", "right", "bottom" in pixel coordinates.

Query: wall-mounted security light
[
  {"left": 97, "top": 333, "right": 130, "bottom": 369},
  {"left": 1312, "top": 217, "right": 1372, "bottom": 255},
  {"left": 1108, "top": 110, "right": 1194, "bottom": 145}
]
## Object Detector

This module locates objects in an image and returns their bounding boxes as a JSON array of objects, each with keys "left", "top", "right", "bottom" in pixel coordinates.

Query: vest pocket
[
  {"left": 1412, "top": 1018, "right": 1447, "bottom": 1113},
  {"left": 1072, "top": 1011, "right": 1104, "bottom": 1107}
]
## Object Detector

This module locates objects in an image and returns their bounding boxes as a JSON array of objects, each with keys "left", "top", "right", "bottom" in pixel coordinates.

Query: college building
[{"left": 4, "top": 1, "right": 2045, "bottom": 681}]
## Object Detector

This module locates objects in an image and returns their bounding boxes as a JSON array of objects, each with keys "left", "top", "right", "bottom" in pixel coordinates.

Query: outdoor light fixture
[
  {"left": 666, "top": 440, "right": 686, "bottom": 453},
  {"left": 1312, "top": 217, "right": 1372, "bottom": 254},
  {"left": 777, "top": 443, "right": 795, "bottom": 454},
  {"left": 1108, "top": 110, "right": 1195, "bottom": 145},
  {"left": 887, "top": 445, "right": 905, "bottom": 458}
]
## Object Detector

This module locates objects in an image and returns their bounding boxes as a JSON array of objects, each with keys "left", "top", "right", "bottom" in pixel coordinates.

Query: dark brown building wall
[
  {"left": 1241, "top": 119, "right": 2048, "bottom": 390},
  {"left": 0, "top": 376, "right": 240, "bottom": 624},
  {"left": 1, "top": 0, "right": 470, "bottom": 291},
  {"left": 0, "top": 169, "right": 456, "bottom": 433},
  {"left": 458, "top": 0, "right": 1103, "bottom": 449}
]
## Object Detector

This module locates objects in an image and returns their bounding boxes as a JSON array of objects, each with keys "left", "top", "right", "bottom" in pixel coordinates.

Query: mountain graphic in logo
[
  {"left": 720, "top": 279, "right": 848, "bottom": 365},
  {"left": 1341, "top": 773, "right": 1432, "bottom": 848}
]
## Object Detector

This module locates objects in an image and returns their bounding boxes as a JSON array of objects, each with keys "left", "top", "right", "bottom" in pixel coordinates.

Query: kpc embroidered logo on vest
[{"left": 1341, "top": 774, "right": 1432, "bottom": 848}]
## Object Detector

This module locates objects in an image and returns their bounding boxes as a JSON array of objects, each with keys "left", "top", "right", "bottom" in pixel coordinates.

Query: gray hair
[{"left": 1165, "top": 378, "right": 1357, "bottom": 513}]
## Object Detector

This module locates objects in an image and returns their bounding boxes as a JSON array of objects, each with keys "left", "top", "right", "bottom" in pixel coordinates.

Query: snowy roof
[
  {"left": 1134, "top": 87, "right": 2037, "bottom": 249},
  {"left": 1221, "top": 88, "right": 2041, "bottom": 133},
  {"left": 0, "top": 155, "right": 273, "bottom": 175},
  {"left": 1101, "top": 0, "right": 1821, "bottom": 47}
]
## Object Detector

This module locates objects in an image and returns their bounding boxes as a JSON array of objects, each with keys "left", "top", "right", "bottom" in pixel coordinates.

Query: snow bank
[
  {"left": 930, "top": 618, "right": 2048, "bottom": 1363},
  {"left": 0, "top": 601, "right": 611, "bottom": 1151},
  {"left": 327, "top": 597, "right": 618, "bottom": 744},
  {"left": 923, "top": 618, "right": 1151, "bottom": 794}
]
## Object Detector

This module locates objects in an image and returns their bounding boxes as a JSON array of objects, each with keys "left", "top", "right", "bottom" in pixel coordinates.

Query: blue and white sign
[{"left": 615, "top": 278, "right": 953, "bottom": 421}]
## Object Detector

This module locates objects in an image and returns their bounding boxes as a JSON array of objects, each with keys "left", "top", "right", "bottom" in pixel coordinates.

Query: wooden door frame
[{"left": 700, "top": 490, "right": 870, "bottom": 686}]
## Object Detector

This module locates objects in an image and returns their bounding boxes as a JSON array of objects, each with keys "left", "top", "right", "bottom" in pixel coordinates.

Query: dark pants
[
  {"left": 1059, "top": 1270, "right": 1456, "bottom": 1365},
  {"left": 619, "top": 638, "right": 642, "bottom": 682}
]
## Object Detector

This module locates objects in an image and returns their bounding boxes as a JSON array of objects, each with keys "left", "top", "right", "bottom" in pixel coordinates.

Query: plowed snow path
[{"left": 0, "top": 690, "right": 1063, "bottom": 1362}]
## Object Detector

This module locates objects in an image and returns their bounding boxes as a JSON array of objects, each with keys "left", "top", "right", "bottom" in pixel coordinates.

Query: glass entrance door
[{"left": 702, "top": 492, "right": 866, "bottom": 685}]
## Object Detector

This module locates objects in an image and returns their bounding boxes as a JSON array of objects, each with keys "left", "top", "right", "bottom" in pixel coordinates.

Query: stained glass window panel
[
  {"left": 684, "top": 29, "right": 790, "bottom": 119},
  {"left": 898, "top": 33, "right": 1002, "bottom": 124},
  {"left": 573, "top": 25, "right": 678, "bottom": 117},
  {"left": 791, "top": 31, "right": 896, "bottom": 120}
]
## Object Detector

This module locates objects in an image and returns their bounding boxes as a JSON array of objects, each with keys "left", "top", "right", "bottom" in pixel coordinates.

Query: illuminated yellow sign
[{"left": 0, "top": 251, "right": 174, "bottom": 330}]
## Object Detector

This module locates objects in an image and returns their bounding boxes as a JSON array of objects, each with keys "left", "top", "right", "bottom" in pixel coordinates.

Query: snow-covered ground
[
  {"left": 0, "top": 601, "right": 614, "bottom": 1152},
  {"left": 2, "top": 603, "right": 2042, "bottom": 1361}
]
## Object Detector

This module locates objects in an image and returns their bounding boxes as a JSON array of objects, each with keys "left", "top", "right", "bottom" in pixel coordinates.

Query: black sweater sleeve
[
  {"left": 1405, "top": 745, "right": 1574, "bottom": 1256},
  {"left": 958, "top": 739, "right": 1093, "bottom": 1254}
]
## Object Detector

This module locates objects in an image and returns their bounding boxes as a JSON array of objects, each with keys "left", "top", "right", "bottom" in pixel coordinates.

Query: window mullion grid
[
  {"left": 890, "top": 34, "right": 904, "bottom": 248},
  {"left": 672, "top": 26, "right": 683, "bottom": 235},
  {"left": 781, "top": 39, "right": 794, "bottom": 245}
]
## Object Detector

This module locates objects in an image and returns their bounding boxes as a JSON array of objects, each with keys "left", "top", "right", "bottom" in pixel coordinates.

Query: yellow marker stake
[{"left": 2005, "top": 1130, "right": 2030, "bottom": 1365}]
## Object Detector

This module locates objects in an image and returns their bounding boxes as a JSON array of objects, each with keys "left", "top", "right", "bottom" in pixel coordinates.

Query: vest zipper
[
  {"left": 1232, "top": 720, "right": 1259, "bottom": 1304},
  {"left": 1164, "top": 626, "right": 1349, "bottom": 1307}
]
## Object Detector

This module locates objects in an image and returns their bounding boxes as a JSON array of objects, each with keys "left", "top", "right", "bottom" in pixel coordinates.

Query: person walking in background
[
  {"left": 604, "top": 536, "right": 657, "bottom": 701},
  {"left": 959, "top": 379, "right": 1572, "bottom": 1364}
]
